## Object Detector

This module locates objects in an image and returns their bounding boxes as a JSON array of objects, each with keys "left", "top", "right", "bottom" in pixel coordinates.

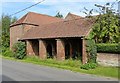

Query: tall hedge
[
  {"left": 12, "top": 41, "right": 26, "bottom": 59},
  {"left": 96, "top": 43, "right": 120, "bottom": 54}
]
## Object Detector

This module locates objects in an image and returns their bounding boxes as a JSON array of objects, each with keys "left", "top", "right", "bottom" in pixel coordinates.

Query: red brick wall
[
  {"left": 26, "top": 40, "right": 35, "bottom": 55},
  {"left": 97, "top": 53, "right": 119, "bottom": 66},
  {"left": 23, "top": 24, "right": 36, "bottom": 32},
  {"left": 10, "top": 25, "right": 23, "bottom": 49},
  {"left": 10, "top": 24, "right": 36, "bottom": 49},
  {"left": 57, "top": 39, "right": 65, "bottom": 60},
  {"left": 39, "top": 40, "right": 47, "bottom": 59},
  {"left": 82, "top": 39, "right": 87, "bottom": 64}
]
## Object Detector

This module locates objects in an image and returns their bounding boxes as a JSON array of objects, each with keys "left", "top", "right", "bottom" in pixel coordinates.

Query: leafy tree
[
  {"left": 55, "top": 12, "right": 63, "bottom": 18},
  {"left": 2, "top": 14, "right": 11, "bottom": 48},
  {"left": 94, "top": 2, "right": 119, "bottom": 43},
  {"left": 1, "top": 14, "right": 17, "bottom": 52},
  {"left": 86, "top": 2, "right": 120, "bottom": 43}
]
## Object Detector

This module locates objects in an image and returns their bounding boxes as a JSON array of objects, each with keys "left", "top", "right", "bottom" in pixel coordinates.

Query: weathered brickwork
[
  {"left": 10, "top": 12, "right": 94, "bottom": 64},
  {"left": 56, "top": 39, "right": 65, "bottom": 60},
  {"left": 39, "top": 40, "right": 47, "bottom": 59},
  {"left": 82, "top": 39, "right": 87, "bottom": 64},
  {"left": 26, "top": 40, "right": 35, "bottom": 55},
  {"left": 10, "top": 25, "right": 23, "bottom": 49},
  {"left": 97, "top": 53, "right": 120, "bottom": 66},
  {"left": 10, "top": 24, "right": 36, "bottom": 49}
]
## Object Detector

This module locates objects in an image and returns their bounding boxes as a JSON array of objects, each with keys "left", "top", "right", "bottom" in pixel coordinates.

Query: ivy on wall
[{"left": 86, "top": 39, "right": 97, "bottom": 63}]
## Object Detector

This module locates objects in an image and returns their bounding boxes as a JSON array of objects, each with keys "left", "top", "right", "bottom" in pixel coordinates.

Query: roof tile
[
  {"left": 21, "top": 18, "right": 95, "bottom": 39},
  {"left": 10, "top": 12, "right": 64, "bottom": 27}
]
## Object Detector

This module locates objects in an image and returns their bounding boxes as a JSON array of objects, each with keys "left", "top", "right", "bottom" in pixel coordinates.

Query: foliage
[
  {"left": 91, "top": 14, "right": 119, "bottom": 43},
  {"left": 12, "top": 41, "right": 26, "bottom": 59},
  {"left": 80, "top": 62, "right": 98, "bottom": 70},
  {"left": 86, "top": 39, "right": 97, "bottom": 63},
  {"left": 96, "top": 43, "right": 120, "bottom": 53},
  {"left": 2, "top": 48, "right": 14, "bottom": 57},
  {"left": 55, "top": 12, "right": 63, "bottom": 18},
  {"left": 84, "top": 2, "right": 120, "bottom": 43},
  {"left": 26, "top": 56, "right": 81, "bottom": 68},
  {"left": 1, "top": 15, "right": 11, "bottom": 47},
  {"left": 1, "top": 14, "right": 17, "bottom": 53}
]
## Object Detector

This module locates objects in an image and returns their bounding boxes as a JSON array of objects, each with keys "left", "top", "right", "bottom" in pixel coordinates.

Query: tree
[
  {"left": 83, "top": 7, "right": 93, "bottom": 18},
  {"left": 86, "top": 2, "right": 119, "bottom": 43},
  {"left": 94, "top": 2, "right": 119, "bottom": 43},
  {"left": 1, "top": 14, "right": 17, "bottom": 51},
  {"left": 55, "top": 12, "right": 63, "bottom": 18}
]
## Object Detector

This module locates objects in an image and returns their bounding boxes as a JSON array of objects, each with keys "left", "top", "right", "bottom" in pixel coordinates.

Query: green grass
[{"left": 1, "top": 55, "right": 119, "bottom": 79}]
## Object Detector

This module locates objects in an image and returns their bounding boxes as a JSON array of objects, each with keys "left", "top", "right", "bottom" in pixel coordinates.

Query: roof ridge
[
  {"left": 69, "top": 13, "right": 82, "bottom": 17},
  {"left": 28, "top": 12, "right": 64, "bottom": 20},
  {"left": 43, "top": 17, "right": 85, "bottom": 26},
  {"left": 10, "top": 12, "right": 64, "bottom": 27},
  {"left": 22, "top": 12, "right": 29, "bottom": 23},
  {"left": 10, "top": 13, "right": 28, "bottom": 27}
]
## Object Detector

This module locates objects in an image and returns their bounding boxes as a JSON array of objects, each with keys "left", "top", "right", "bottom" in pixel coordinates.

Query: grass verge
[{"left": 1, "top": 55, "right": 119, "bottom": 79}]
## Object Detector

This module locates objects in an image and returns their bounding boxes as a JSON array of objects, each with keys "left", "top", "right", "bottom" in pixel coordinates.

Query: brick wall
[
  {"left": 57, "top": 39, "right": 65, "bottom": 60},
  {"left": 23, "top": 24, "right": 36, "bottom": 32},
  {"left": 39, "top": 40, "right": 47, "bottom": 59},
  {"left": 10, "top": 24, "right": 36, "bottom": 49},
  {"left": 97, "top": 53, "right": 120, "bottom": 66},
  {"left": 26, "top": 40, "right": 35, "bottom": 55},
  {"left": 10, "top": 25, "right": 23, "bottom": 48},
  {"left": 82, "top": 39, "right": 87, "bottom": 64}
]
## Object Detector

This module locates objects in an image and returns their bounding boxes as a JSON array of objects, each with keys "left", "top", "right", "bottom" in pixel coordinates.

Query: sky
[{"left": 0, "top": 0, "right": 119, "bottom": 19}]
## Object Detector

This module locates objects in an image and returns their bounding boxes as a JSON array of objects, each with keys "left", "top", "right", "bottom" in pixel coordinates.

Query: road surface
[{"left": 1, "top": 59, "right": 118, "bottom": 81}]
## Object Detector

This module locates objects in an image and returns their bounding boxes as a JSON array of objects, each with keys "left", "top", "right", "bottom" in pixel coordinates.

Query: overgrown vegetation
[
  {"left": 81, "top": 1, "right": 119, "bottom": 70},
  {"left": 12, "top": 41, "right": 26, "bottom": 59},
  {"left": 2, "top": 48, "right": 14, "bottom": 57},
  {"left": 86, "top": 39, "right": 97, "bottom": 63},
  {"left": 96, "top": 43, "right": 120, "bottom": 53},
  {"left": 25, "top": 56, "right": 81, "bottom": 68},
  {"left": 1, "top": 14, "right": 17, "bottom": 54},
  {"left": 84, "top": 2, "right": 120, "bottom": 43},
  {"left": 80, "top": 62, "right": 98, "bottom": 70},
  {"left": 81, "top": 39, "right": 97, "bottom": 70}
]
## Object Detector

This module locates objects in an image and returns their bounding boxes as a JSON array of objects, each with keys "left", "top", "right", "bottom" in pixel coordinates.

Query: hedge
[
  {"left": 96, "top": 43, "right": 120, "bottom": 54},
  {"left": 12, "top": 41, "right": 26, "bottom": 59}
]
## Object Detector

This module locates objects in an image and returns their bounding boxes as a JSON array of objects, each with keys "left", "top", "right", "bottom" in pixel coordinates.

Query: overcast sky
[{"left": 1, "top": 0, "right": 119, "bottom": 19}]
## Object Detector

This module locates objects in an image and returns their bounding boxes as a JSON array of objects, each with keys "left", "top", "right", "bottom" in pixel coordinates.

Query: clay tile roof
[
  {"left": 65, "top": 13, "right": 84, "bottom": 20},
  {"left": 21, "top": 18, "right": 95, "bottom": 40},
  {"left": 10, "top": 12, "right": 64, "bottom": 27}
]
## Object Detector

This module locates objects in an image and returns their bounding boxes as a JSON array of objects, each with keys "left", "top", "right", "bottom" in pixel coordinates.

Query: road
[{"left": 1, "top": 59, "right": 118, "bottom": 81}]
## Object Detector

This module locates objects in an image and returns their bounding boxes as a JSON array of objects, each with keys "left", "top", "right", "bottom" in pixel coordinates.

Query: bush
[
  {"left": 96, "top": 43, "right": 120, "bottom": 53},
  {"left": 80, "top": 63, "right": 98, "bottom": 70},
  {"left": 2, "top": 48, "right": 14, "bottom": 57},
  {"left": 12, "top": 41, "right": 26, "bottom": 59},
  {"left": 86, "top": 39, "right": 97, "bottom": 63}
]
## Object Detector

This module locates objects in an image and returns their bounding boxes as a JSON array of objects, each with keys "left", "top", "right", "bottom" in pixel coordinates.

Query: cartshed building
[{"left": 10, "top": 12, "right": 94, "bottom": 64}]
